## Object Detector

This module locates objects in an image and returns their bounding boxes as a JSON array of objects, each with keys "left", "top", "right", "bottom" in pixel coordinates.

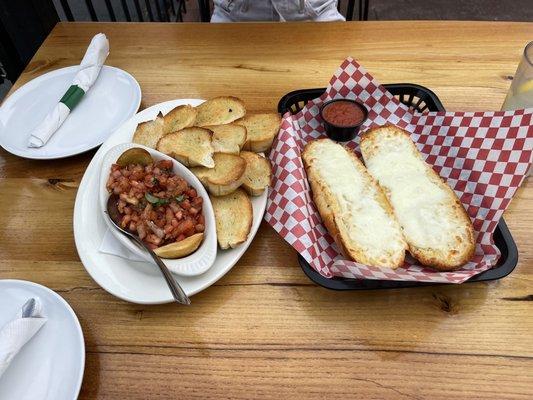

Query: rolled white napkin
[
  {"left": 27, "top": 33, "right": 110, "bottom": 148},
  {"left": 99, "top": 228, "right": 147, "bottom": 262},
  {"left": 0, "top": 298, "right": 47, "bottom": 379}
]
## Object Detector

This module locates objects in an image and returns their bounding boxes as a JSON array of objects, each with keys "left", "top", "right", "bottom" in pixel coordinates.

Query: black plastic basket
[{"left": 277, "top": 84, "right": 519, "bottom": 290}]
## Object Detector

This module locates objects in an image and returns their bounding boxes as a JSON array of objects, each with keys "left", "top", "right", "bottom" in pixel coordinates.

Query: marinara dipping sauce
[{"left": 320, "top": 99, "right": 368, "bottom": 141}]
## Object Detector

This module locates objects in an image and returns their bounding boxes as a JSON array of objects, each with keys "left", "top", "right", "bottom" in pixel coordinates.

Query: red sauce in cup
[{"left": 322, "top": 100, "right": 365, "bottom": 127}]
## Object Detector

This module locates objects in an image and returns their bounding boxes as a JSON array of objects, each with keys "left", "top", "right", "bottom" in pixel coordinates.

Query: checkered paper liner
[{"left": 265, "top": 57, "right": 533, "bottom": 284}]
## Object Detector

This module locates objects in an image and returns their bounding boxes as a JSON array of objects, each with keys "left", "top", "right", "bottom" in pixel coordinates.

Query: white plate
[
  {"left": 73, "top": 99, "right": 268, "bottom": 304},
  {"left": 0, "top": 65, "right": 141, "bottom": 159},
  {"left": 0, "top": 280, "right": 84, "bottom": 400},
  {"left": 99, "top": 143, "right": 217, "bottom": 276}
]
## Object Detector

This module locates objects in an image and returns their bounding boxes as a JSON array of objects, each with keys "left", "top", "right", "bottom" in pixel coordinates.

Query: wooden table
[{"left": 1, "top": 21, "right": 532, "bottom": 399}]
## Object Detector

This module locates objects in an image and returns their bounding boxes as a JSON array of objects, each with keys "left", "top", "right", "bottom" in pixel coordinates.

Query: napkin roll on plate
[
  {"left": 27, "top": 33, "right": 110, "bottom": 148},
  {"left": 0, "top": 298, "right": 47, "bottom": 378}
]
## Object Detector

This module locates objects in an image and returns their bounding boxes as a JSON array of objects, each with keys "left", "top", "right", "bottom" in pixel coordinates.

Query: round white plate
[
  {"left": 0, "top": 280, "right": 85, "bottom": 400},
  {"left": 73, "top": 99, "right": 268, "bottom": 304},
  {"left": 0, "top": 65, "right": 141, "bottom": 159}
]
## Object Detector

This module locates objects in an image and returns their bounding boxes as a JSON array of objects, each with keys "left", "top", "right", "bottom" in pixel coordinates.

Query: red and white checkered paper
[{"left": 265, "top": 57, "right": 533, "bottom": 284}]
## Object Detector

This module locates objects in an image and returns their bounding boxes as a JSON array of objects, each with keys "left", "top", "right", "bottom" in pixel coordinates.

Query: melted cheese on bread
[
  {"left": 302, "top": 139, "right": 407, "bottom": 268},
  {"left": 360, "top": 126, "right": 475, "bottom": 271}
]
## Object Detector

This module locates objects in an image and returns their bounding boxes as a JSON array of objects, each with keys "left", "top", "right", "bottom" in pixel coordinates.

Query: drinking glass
[{"left": 502, "top": 41, "right": 533, "bottom": 110}]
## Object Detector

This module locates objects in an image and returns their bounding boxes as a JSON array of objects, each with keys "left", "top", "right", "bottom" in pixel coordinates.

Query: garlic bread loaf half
[
  {"left": 237, "top": 113, "right": 281, "bottom": 152},
  {"left": 163, "top": 104, "right": 197, "bottom": 134},
  {"left": 240, "top": 151, "right": 272, "bottom": 196},
  {"left": 195, "top": 96, "right": 246, "bottom": 127},
  {"left": 156, "top": 127, "right": 215, "bottom": 168},
  {"left": 207, "top": 124, "right": 247, "bottom": 154},
  {"left": 360, "top": 125, "right": 475, "bottom": 271},
  {"left": 302, "top": 138, "right": 407, "bottom": 268},
  {"left": 132, "top": 113, "right": 165, "bottom": 149},
  {"left": 190, "top": 153, "right": 246, "bottom": 196},
  {"left": 210, "top": 188, "right": 253, "bottom": 249}
]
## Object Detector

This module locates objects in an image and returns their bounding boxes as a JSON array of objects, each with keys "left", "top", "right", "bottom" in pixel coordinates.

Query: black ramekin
[{"left": 319, "top": 99, "right": 368, "bottom": 142}]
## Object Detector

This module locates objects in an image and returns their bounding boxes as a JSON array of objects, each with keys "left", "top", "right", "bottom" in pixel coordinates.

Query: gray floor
[{"left": 365, "top": 0, "right": 532, "bottom": 21}]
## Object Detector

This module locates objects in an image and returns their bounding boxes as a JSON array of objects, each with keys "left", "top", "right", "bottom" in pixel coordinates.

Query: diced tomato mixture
[{"left": 106, "top": 159, "right": 204, "bottom": 249}]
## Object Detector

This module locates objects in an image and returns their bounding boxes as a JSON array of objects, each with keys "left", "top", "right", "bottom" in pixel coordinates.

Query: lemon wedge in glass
[{"left": 517, "top": 79, "right": 533, "bottom": 94}]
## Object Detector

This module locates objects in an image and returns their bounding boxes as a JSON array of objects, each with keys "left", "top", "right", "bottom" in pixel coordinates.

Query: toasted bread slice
[
  {"left": 132, "top": 113, "right": 165, "bottom": 149},
  {"left": 237, "top": 113, "right": 281, "bottom": 152},
  {"left": 240, "top": 151, "right": 272, "bottom": 196},
  {"left": 163, "top": 104, "right": 197, "bottom": 134},
  {"left": 195, "top": 96, "right": 246, "bottom": 127},
  {"left": 190, "top": 153, "right": 246, "bottom": 196},
  {"left": 302, "top": 138, "right": 407, "bottom": 269},
  {"left": 210, "top": 188, "right": 252, "bottom": 249},
  {"left": 360, "top": 125, "right": 475, "bottom": 271},
  {"left": 156, "top": 127, "right": 214, "bottom": 168},
  {"left": 207, "top": 124, "right": 247, "bottom": 154}
]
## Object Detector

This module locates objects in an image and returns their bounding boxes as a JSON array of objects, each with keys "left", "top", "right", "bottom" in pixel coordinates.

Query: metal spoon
[
  {"left": 21, "top": 298, "right": 36, "bottom": 318},
  {"left": 106, "top": 194, "right": 191, "bottom": 305}
]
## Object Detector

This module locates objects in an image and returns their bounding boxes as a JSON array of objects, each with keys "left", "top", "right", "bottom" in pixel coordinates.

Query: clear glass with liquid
[{"left": 502, "top": 41, "right": 533, "bottom": 110}]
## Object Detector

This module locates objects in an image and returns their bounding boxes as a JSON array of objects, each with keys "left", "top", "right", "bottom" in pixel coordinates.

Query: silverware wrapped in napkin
[
  {"left": 27, "top": 33, "right": 109, "bottom": 148},
  {"left": 0, "top": 298, "right": 47, "bottom": 378}
]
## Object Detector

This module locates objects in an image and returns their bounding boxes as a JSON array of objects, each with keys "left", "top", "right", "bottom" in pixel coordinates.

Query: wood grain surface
[{"left": 1, "top": 21, "right": 532, "bottom": 399}]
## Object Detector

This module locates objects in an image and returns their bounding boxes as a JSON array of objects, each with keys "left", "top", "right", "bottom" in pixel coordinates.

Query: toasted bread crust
[
  {"left": 132, "top": 114, "right": 165, "bottom": 149},
  {"left": 163, "top": 104, "right": 197, "bottom": 134},
  {"left": 360, "top": 125, "right": 475, "bottom": 271},
  {"left": 195, "top": 96, "right": 246, "bottom": 127},
  {"left": 243, "top": 136, "right": 277, "bottom": 153},
  {"left": 190, "top": 153, "right": 246, "bottom": 196},
  {"left": 207, "top": 124, "right": 247, "bottom": 154},
  {"left": 302, "top": 139, "right": 406, "bottom": 268},
  {"left": 240, "top": 151, "right": 272, "bottom": 196},
  {"left": 304, "top": 155, "right": 353, "bottom": 260},
  {"left": 156, "top": 127, "right": 215, "bottom": 168},
  {"left": 210, "top": 188, "right": 253, "bottom": 249},
  {"left": 237, "top": 113, "right": 281, "bottom": 152}
]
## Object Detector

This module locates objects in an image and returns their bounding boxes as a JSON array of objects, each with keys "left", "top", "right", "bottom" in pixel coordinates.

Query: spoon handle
[
  {"left": 147, "top": 247, "right": 191, "bottom": 305},
  {"left": 132, "top": 236, "right": 191, "bottom": 305}
]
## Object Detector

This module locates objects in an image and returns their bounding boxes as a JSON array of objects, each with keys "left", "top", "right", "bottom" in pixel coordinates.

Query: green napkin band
[{"left": 60, "top": 85, "right": 85, "bottom": 110}]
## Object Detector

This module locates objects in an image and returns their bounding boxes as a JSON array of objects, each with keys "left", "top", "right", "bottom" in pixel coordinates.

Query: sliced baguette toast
[
  {"left": 210, "top": 188, "right": 253, "bottom": 249},
  {"left": 195, "top": 96, "right": 246, "bottom": 127},
  {"left": 163, "top": 104, "right": 197, "bottom": 134},
  {"left": 360, "top": 125, "right": 475, "bottom": 271},
  {"left": 207, "top": 124, "right": 247, "bottom": 154},
  {"left": 240, "top": 151, "right": 272, "bottom": 196},
  {"left": 132, "top": 113, "right": 165, "bottom": 149},
  {"left": 237, "top": 113, "right": 281, "bottom": 152},
  {"left": 156, "top": 127, "right": 215, "bottom": 168},
  {"left": 302, "top": 138, "right": 407, "bottom": 268},
  {"left": 190, "top": 153, "right": 246, "bottom": 196}
]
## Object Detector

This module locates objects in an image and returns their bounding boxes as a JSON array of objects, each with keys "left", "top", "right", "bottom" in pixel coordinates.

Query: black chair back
[
  {"left": 57, "top": 0, "right": 188, "bottom": 23},
  {"left": 0, "top": 0, "right": 213, "bottom": 82},
  {"left": 344, "top": 0, "right": 370, "bottom": 21}
]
